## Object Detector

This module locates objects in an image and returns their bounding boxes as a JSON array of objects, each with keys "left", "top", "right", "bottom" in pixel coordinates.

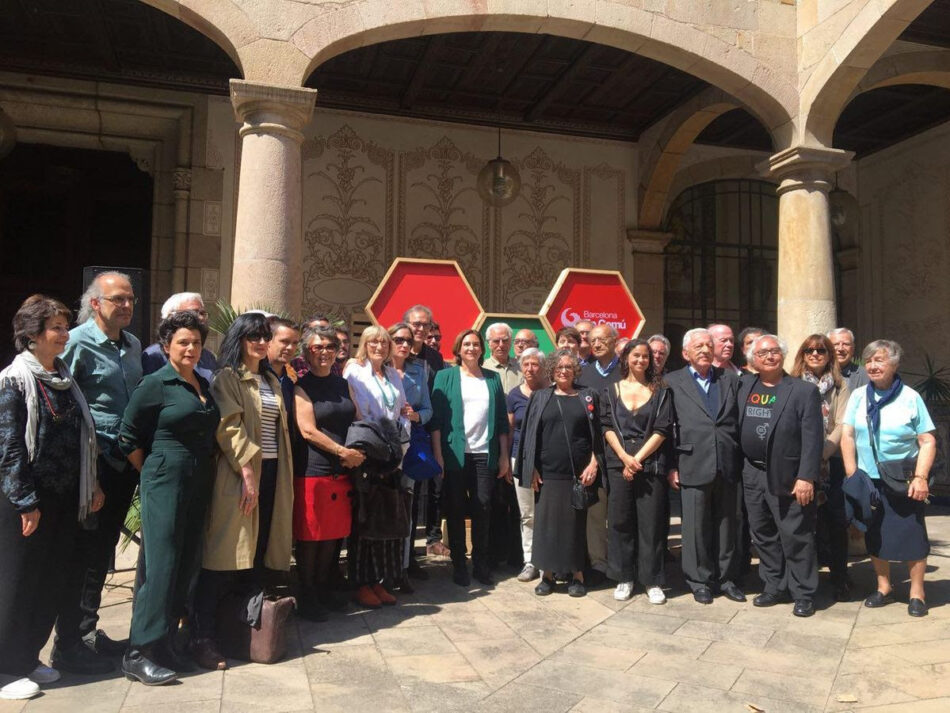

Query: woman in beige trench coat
[{"left": 191, "top": 313, "right": 293, "bottom": 671}]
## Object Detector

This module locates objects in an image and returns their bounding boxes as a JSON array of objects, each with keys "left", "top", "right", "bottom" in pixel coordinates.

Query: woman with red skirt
[{"left": 293, "top": 326, "right": 365, "bottom": 620}]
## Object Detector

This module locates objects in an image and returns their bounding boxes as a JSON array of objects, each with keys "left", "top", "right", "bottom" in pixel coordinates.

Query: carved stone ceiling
[{"left": 1, "top": 0, "right": 950, "bottom": 157}]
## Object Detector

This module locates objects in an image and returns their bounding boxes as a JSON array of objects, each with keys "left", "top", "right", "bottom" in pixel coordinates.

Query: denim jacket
[{"left": 400, "top": 358, "right": 432, "bottom": 426}]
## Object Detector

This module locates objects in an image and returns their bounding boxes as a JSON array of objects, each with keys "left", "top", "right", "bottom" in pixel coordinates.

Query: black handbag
[
  {"left": 554, "top": 396, "right": 599, "bottom": 511},
  {"left": 865, "top": 413, "right": 931, "bottom": 495},
  {"left": 359, "top": 475, "right": 412, "bottom": 540},
  {"left": 607, "top": 383, "right": 665, "bottom": 476}
]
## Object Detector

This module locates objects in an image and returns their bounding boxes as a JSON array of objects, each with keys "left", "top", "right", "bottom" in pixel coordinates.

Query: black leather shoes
[
  {"left": 693, "top": 586, "right": 714, "bottom": 605},
  {"left": 753, "top": 591, "right": 788, "bottom": 608},
  {"left": 720, "top": 583, "right": 747, "bottom": 603},
  {"left": 908, "top": 598, "right": 928, "bottom": 617},
  {"left": 568, "top": 579, "right": 587, "bottom": 598},
  {"left": 535, "top": 578, "right": 554, "bottom": 596},
  {"left": 50, "top": 641, "right": 113, "bottom": 675},
  {"left": 793, "top": 599, "right": 815, "bottom": 617},
  {"left": 84, "top": 630, "right": 128, "bottom": 656},
  {"left": 452, "top": 566, "right": 471, "bottom": 587},
  {"left": 864, "top": 590, "right": 895, "bottom": 608},
  {"left": 121, "top": 648, "right": 177, "bottom": 686},
  {"left": 473, "top": 569, "right": 495, "bottom": 587},
  {"left": 154, "top": 638, "right": 196, "bottom": 673}
]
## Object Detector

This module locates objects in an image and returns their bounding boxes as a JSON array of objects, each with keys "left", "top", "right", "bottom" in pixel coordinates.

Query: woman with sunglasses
[
  {"left": 790, "top": 334, "right": 851, "bottom": 601},
  {"left": 191, "top": 313, "right": 294, "bottom": 670}
]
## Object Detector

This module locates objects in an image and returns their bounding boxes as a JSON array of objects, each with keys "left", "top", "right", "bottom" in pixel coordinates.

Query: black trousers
[
  {"left": 743, "top": 466, "right": 818, "bottom": 600},
  {"left": 680, "top": 473, "right": 739, "bottom": 592},
  {"left": 821, "top": 458, "right": 850, "bottom": 585},
  {"left": 0, "top": 491, "right": 78, "bottom": 676},
  {"left": 443, "top": 454, "right": 494, "bottom": 573},
  {"left": 55, "top": 456, "right": 138, "bottom": 649},
  {"left": 424, "top": 474, "right": 444, "bottom": 544},
  {"left": 606, "top": 468, "right": 668, "bottom": 587},
  {"left": 489, "top": 478, "right": 523, "bottom": 567}
]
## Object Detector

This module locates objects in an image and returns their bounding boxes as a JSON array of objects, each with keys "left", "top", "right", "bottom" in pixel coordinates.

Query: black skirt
[
  {"left": 532, "top": 478, "right": 587, "bottom": 574},
  {"left": 866, "top": 480, "right": 929, "bottom": 561}
]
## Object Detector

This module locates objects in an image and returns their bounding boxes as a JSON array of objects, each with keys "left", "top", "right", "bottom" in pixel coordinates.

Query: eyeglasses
[
  {"left": 245, "top": 333, "right": 271, "bottom": 343},
  {"left": 513, "top": 339, "right": 537, "bottom": 347},
  {"left": 100, "top": 295, "right": 136, "bottom": 307},
  {"left": 427, "top": 335, "right": 442, "bottom": 343},
  {"left": 489, "top": 338, "right": 511, "bottom": 345},
  {"left": 392, "top": 337, "right": 412, "bottom": 346},
  {"left": 309, "top": 344, "right": 337, "bottom": 353},
  {"left": 409, "top": 321, "right": 430, "bottom": 330},
  {"left": 755, "top": 348, "right": 783, "bottom": 358},
  {"left": 804, "top": 347, "right": 828, "bottom": 355}
]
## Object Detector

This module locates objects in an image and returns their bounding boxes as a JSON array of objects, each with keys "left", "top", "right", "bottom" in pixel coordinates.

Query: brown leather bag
[{"left": 216, "top": 594, "right": 296, "bottom": 664}]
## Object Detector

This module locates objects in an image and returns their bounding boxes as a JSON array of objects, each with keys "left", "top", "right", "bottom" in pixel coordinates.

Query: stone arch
[
  {"left": 663, "top": 155, "right": 777, "bottom": 228},
  {"left": 853, "top": 49, "right": 950, "bottom": 97},
  {"left": 293, "top": 0, "right": 796, "bottom": 138},
  {"left": 801, "top": 0, "right": 933, "bottom": 147}
]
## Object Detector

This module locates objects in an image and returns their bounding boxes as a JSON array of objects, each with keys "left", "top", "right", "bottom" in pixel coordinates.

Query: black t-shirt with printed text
[{"left": 741, "top": 382, "right": 779, "bottom": 464}]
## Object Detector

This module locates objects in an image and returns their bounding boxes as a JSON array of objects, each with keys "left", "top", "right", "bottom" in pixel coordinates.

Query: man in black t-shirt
[{"left": 738, "top": 334, "right": 823, "bottom": 617}]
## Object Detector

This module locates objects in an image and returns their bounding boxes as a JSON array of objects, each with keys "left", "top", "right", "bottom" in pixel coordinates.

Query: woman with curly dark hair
[
  {"left": 602, "top": 339, "right": 673, "bottom": 604},
  {"left": 118, "top": 310, "right": 219, "bottom": 684}
]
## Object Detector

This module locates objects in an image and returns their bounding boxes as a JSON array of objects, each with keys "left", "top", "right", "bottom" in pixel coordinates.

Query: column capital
[
  {"left": 229, "top": 80, "right": 317, "bottom": 143},
  {"left": 626, "top": 229, "right": 673, "bottom": 254},
  {"left": 759, "top": 146, "right": 854, "bottom": 195}
]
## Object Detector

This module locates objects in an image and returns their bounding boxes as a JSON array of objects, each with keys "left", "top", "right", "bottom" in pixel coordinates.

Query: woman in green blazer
[{"left": 431, "top": 329, "right": 510, "bottom": 588}]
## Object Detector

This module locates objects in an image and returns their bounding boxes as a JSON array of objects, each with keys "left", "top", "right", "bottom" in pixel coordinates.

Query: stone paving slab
[{"left": 1, "top": 506, "right": 948, "bottom": 712}]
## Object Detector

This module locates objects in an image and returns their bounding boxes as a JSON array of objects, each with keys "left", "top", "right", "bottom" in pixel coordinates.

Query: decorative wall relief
[
  {"left": 398, "top": 137, "right": 489, "bottom": 299},
  {"left": 498, "top": 146, "right": 580, "bottom": 313},
  {"left": 301, "top": 124, "right": 394, "bottom": 319},
  {"left": 584, "top": 164, "right": 627, "bottom": 269}
]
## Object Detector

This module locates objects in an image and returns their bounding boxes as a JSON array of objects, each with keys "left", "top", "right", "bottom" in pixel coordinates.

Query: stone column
[
  {"left": 172, "top": 168, "right": 191, "bottom": 293},
  {"left": 626, "top": 229, "right": 672, "bottom": 336},
  {"left": 762, "top": 146, "right": 853, "bottom": 358},
  {"left": 229, "top": 80, "right": 317, "bottom": 315}
]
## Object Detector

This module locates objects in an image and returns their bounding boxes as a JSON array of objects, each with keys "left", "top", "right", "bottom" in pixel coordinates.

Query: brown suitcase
[{"left": 216, "top": 594, "right": 296, "bottom": 664}]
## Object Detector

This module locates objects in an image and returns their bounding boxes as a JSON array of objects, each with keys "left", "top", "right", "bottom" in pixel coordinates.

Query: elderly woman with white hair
[
  {"left": 840, "top": 340, "right": 936, "bottom": 617},
  {"left": 506, "top": 347, "right": 547, "bottom": 582},
  {"left": 141, "top": 292, "right": 217, "bottom": 380}
]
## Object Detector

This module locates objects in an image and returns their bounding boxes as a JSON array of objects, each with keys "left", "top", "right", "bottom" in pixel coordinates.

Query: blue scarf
[{"left": 866, "top": 373, "right": 902, "bottom": 435}]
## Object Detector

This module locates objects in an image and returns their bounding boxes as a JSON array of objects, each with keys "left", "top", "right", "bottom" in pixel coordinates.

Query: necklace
[
  {"left": 373, "top": 370, "right": 397, "bottom": 410},
  {"left": 37, "top": 381, "right": 75, "bottom": 423}
]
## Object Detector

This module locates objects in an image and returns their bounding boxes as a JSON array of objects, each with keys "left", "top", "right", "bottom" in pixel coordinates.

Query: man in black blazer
[
  {"left": 738, "top": 334, "right": 823, "bottom": 617},
  {"left": 666, "top": 329, "right": 745, "bottom": 604}
]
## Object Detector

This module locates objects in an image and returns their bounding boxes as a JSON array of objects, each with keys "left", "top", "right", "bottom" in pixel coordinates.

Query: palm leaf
[{"left": 906, "top": 353, "right": 950, "bottom": 405}]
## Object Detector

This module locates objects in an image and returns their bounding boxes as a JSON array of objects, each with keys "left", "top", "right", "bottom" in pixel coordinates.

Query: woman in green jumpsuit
[{"left": 118, "top": 311, "right": 219, "bottom": 685}]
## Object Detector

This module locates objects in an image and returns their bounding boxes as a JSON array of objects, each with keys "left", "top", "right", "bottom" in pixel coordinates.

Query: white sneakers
[
  {"left": 30, "top": 664, "right": 61, "bottom": 684},
  {"left": 613, "top": 581, "right": 634, "bottom": 601},
  {"left": 0, "top": 677, "right": 40, "bottom": 700},
  {"left": 647, "top": 586, "right": 667, "bottom": 605}
]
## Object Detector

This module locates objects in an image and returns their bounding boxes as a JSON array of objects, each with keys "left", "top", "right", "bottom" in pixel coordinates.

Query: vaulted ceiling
[{"left": 1, "top": 0, "right": 950, "bottom": 157}]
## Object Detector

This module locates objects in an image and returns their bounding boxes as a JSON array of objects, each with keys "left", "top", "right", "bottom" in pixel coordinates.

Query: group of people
[{"left": 0, "top": 274, "right": 938, "bottom": 700}]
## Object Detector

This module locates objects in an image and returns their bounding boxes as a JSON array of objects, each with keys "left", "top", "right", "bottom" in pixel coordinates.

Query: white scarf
[{"left": 0, "top": 351, "right": 98, "bottom": 520}]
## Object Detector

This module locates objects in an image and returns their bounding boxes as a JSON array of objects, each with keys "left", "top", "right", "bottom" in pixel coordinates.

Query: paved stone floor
[{"left": 3, "top": 506, "right": 949, "bottom": 713}]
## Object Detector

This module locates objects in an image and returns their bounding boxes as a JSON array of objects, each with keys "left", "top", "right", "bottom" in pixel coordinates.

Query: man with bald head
[
  {"left": 54, "top": 271, "right": 143, "bottom": 673},
  {"left": 666, "top": 328, "right": 745, "bottom": 604},
  {"left": 708, "top": 324, "right": 741, "bottom": 376}
]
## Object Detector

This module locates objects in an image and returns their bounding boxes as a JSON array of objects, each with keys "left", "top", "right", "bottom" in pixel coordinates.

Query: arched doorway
[{"left": 662, "top": 179, "right": 778, "bottom": 362}]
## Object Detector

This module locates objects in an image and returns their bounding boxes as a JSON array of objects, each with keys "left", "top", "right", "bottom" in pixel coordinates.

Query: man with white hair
[
  {"left": 828, "top": 327, "right": 869, "bottom": 392},
  {"left": 483, "top": 322, "right": 523, "bottom": 395},
  {"left": 665, "top": 328, "right": 745, "bottom": 604},
  {"left": 708, "top": 323, "right": 741, "bottom": 375},
  {"left": 648, "top": 334, "right": 671, "bottom": 374},
  {"left": 141, "top": 292, "right": 217, "bottom": 380},
  {"left": 738, "top": 334, "right": 823, "bottom": 617}
]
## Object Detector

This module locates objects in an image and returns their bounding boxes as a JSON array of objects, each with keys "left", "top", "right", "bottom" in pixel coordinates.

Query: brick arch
[
  {"left": 801, "top": 0, "right": 933, "bottom": 147},
  {"left": 293, "top": 0, "right": 795, "bottom": 138}
]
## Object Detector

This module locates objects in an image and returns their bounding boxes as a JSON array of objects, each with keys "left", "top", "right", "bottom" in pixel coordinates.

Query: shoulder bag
[
  {"left": 865, "top": 411, "right": 931, "bottom": 496},
  {"left": 555, "top": 396, "right": 599, "bottom": 511}
]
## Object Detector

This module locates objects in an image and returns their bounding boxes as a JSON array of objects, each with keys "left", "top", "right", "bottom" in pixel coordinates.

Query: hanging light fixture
[{"left": 477, "top": 125, "right": 521, "bottom": 208}]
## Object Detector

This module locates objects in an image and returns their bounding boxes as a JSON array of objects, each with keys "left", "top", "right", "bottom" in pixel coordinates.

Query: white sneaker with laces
[
  {"left": 647, "top": 586, "right": 667, "bottom": 605},
  {"left": 29, "top": 664, "right": 61, "bottom": 684},
  {"left": 613, "top": 581, "right": 634, "bottom": 601},
  {"left": 0, "top": 677, "right": 40, "bottom": 700}
]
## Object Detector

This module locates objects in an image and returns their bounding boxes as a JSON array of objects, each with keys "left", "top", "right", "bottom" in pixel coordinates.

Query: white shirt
[
  {"left": 461, "top": 372, "right": 490, "bottom": 454},
  {"left": 343, "top": 359, "right": 409, "bottom": 445}
]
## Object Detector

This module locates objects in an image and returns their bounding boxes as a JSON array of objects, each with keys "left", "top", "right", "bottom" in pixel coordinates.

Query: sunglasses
[
  {"left": 245, "top": 333, "right": 271, "bottom": 343},
  {"left": 392, "top": 336, "right": 412, "bottom": 346},
  {"left": 805, "top": 347, "right": 828, "bottom": 355}
]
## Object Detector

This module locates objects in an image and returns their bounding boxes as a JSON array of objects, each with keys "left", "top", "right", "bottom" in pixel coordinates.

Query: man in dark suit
[
  {"left": 738, "top": 334, "right": 823, "bottom": 617},
  {"left": 666, "top": 328, "right": 745, "bottom": 604}
]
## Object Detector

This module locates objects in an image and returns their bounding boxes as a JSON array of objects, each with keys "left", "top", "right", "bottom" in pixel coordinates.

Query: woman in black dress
[
  {"left": 602, "top": 339, "right": 672, "bottom": 604},
  {"left": 293, "top": 327, "right": 365, "bottom": 620},
  {"left": 515, "top": 349, "right": 603, "bottom": 598}
]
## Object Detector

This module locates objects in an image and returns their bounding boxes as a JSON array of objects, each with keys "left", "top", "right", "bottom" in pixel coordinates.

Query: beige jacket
[
  {"left": 822, "top": 381, "right": 851, "bottom": 461},
  {"left": 203, "top": 365, "right": 294, "bottom": 571}
]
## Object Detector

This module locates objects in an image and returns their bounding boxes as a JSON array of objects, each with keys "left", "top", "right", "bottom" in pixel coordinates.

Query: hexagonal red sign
[
  {"left": 540, "top": 268, "right": 645, "bottom": 340},
  {"left": 367, "top": 258, "right": 485, "bottom": 361}
]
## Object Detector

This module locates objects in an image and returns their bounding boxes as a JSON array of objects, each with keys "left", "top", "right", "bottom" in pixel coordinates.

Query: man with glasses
[
  {"left": 738, "top": 334, "right": 823, "bottom": 617},
  {"left": 141, "top": 292, "right": 217, "bottom": 380},
  {"left": 425, "top": 321, "right": 442, "bottom": 352},
  {"left": 666, "top": 328, "right": 744, "bottom": 605},
  {"left": 483, "top": 323, "right": 523, "bottom": 395},
  {"left": 53, "top": 271, "right": 143, "bottom": 674},
  {"left": 512, "top": 329, "right": 538, "bottom": 360},
  {"left": 404, "top": 304, "right": 444, "bottom": 380},
  {"left": 828, "top": 327, "right": 868, "bottom": 392}
]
